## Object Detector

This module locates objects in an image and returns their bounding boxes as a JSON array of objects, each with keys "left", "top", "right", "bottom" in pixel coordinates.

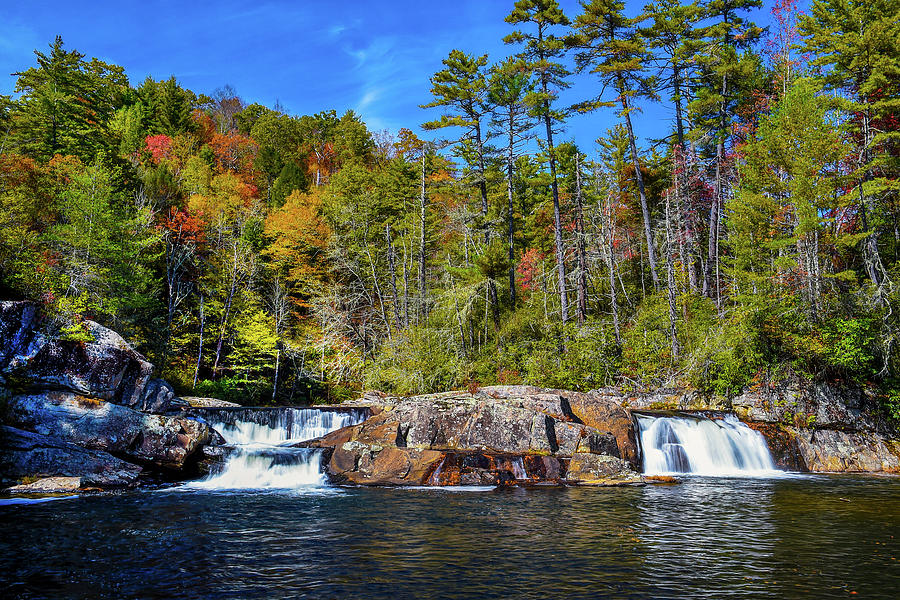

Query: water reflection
[
  {"left": 1, "top": 477, "right": 898, "bottom": 599},
  {"left": 638, "top": 478, "right": 778, "bottom": 599}
]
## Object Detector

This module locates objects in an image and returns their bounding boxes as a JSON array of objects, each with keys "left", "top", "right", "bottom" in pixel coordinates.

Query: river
[{"left": 2, "top": 475, "right": 898, "bottom": 599}]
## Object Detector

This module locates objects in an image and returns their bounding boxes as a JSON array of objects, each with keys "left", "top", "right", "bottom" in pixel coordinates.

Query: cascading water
[
  {"left": 187, "top": 408, "right": 367, "bottom": 491},
  {"left": 636, "top": 413, "right": 780, "bottom": 476}
]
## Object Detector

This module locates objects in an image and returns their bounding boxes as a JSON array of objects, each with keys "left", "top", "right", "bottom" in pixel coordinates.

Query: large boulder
[
  {"left": 6, "top": 392, "right": 213, "bottom": 470},
  {"left": 566, "top": 453, "right": 643, "bottom": 485},
  {"left": 0, "top": 426, "right": 141, "bottom": 488},
  {"left": 475, "top": 386, "right": 640, "bottom": 466},
  {"left": 791, "top": 428, "right": 900, "bottom": 473},
  {"left": 731, "top": 383, "right": 894, "bottom": 433},
  {"left": 0, "top": 301, "right": 173, "bottom": 413},
  {"left": 308, "top": 388, "right": 641, "bottom": 486}
]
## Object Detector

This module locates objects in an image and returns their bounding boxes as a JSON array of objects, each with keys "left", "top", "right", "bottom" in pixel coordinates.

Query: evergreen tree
[
  {"left": 11, "top": 36, "right": 128, "bottom": 161},
  {"left": 422, "top": 50, "right": 492, "bottom": 242},
  {"left": 729, "top": 79, "right": 852, "bottom": 320},
  {"left": 800, "top": 0, "right": 900, "bottom": 287},
  {"left": 270, "top": 162, "right": 309, "bottom": 208},
  {"left": 572, "top": 0, "right": 661, "bottom": 288},
  {"left": 639, "top": 0, "right": 704, "bottom": 150},
  {"left": 489, "top": 58, "right": 535, "bottom": 304},
  {"left": 504, "top": 0, "right": 572, "bottom": 324},
  {"left": 691, "top": 0, "right": 763, "bottom": 303}
]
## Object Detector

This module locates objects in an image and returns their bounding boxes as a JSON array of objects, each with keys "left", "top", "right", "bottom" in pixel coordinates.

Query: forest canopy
[{"left": 1, "top": 0, "right": 898, "bottom": 417}]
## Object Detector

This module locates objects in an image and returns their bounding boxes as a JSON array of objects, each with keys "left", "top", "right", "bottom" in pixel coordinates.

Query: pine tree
[
  {"left": 691, "top": 0, "right": 763, "bottom": 304},
  {"left": 422, "top": 50, "right": 492, "bottom": 242},
  {"left": 489, "top": 58, "right": 535, "bottom": 305},
  {"left": 729, "top": 79, "right": 852, "bottom": 320},
  {"left": 504, "top": 0, "right": 572, "bottom": 324},
  {"left": 572, "top": 0, "right": 661, "bottom": 289},
  {"left": 799, "top": 0, "right": 900, "bottom": 288},
  {"left": 11, "top": 37, "right": 128, "bottom": 161},
  {"left": 640, "top": 0, "right": 704, "bottom": 150}
]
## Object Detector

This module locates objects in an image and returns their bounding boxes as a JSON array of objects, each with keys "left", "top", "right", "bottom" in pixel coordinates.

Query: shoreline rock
[
  {"left": 0, "top": 301, "right": 219, "bottom": 491},
  {"left": 311, "top": 383, "right": 900, "bottom": 483},
  {"left": 0, "top": 426, "right": 142, "bottom": 488}
]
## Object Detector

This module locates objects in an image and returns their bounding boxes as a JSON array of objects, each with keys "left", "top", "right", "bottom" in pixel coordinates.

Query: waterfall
[
  {"left": 188, "top": 408, "right": 367, "bottom": 491},
  {"left": 636, "top": 413, "right": 779, "bottom": 476},
  {"left": 510, "top": 457, "right": 527, "bottom": 480}
]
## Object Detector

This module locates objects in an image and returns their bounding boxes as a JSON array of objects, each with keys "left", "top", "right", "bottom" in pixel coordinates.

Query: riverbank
[{"left": 2, "top": 300, "right": 899, "bottom": 496}]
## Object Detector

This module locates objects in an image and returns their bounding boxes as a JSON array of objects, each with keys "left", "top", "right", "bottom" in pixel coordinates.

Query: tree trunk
[
  {"left": 506, "top": 111, "right": 517, "bottom": 305},
  {"left": 543, "top": 100, "right": 568, "bottom": 324},
  {"left": 665, "top": 192, "right": 679, "bottom": 359},
  {"left": 605, "top": 192, "right": 621, "bottom": 345},
  {"left": 673, "top": 63, "right": 686, "bottom": 151},
  {"left": 386, "top": 224, "right": 403, "bottom": 331},
  {"left": 476, "top": 120, "right": 489, "bottom": 245},
  {"left": 272, "top": 344, "right": 281, "bottom": 402},
  {"left": 193, "top": 292, "right": 205, "bottom": 388},
  {"left": 402, "top": 239, "right": 410, "bottom": 328},
  {"left": 622, "top": 90, "right": 659, "bottom": 288},
  {"left": 418, "top": 150, "right": 428, "bottom": 322},
  {"left": 212, "top": 241, "right": 239, "bottom": 374},
  {"left": 575, "top": 154, "right": 588, "bottom": 324}
]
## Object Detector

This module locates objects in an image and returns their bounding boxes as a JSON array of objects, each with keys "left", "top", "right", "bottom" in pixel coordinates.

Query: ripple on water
[{"left": 1, "top": 476, "right": 898, "bottom": 600}]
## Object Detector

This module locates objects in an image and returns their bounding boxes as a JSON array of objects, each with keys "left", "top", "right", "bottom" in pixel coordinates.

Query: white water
[
  {"left": 510, "top": 457, "right": 527, "bottom": 480},
  {"left": 187, "top": 408, "right": 366, "bottom": 491},
  {"left": 637, "top": 413, "right": 780, "bottom": 476}
]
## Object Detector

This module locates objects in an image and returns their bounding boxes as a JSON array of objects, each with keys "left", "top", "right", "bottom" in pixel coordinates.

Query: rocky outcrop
[
  {"left": 793, "top": 429, "right": 900, "bottom": 472},
  {"left": 730, "top": 383, "right": 899, "bottom": 473},
  {"left": 6, "top": 392, "right": 214, "bottom": 470},
  {"left": 306, "top": 388, "right": 642, "bottom": 486},
  {"left": 0, "top": 426, "right": 142, "bottom": 488},
  {"left": 597, "top": 382, "right": 900, "bottom": 473},
  {"left": 318, "top": 382, "right": 899, "bottom": 482},
  {"left": 182, "top": 396, "right": 242, "bottom": 408},
  {"left": 0, "top": 301, "right": 219, "bottom": 490},
  {"left": 0, "top": 301, "right": 177, "bottom": 413}
]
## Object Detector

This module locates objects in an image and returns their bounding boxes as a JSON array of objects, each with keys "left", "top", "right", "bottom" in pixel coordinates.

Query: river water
[{"left": 2, "top": 475, "right": 898, "bottom": 599}]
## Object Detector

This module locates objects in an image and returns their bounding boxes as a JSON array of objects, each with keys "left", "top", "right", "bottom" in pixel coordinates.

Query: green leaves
[{"left": 10, "top": 37, "right": 128, "bottom": 161}]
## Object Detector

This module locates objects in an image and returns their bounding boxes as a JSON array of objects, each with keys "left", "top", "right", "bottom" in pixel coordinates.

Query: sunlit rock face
[
  {"left": 6, "top": 392, "right": 213, "bottom": 470},
  {"left": 0, "top": 301, "right": 176, "bottom": 413},
  {"left": 0, "top": 301, "right": 216, "bottom": 491},
  {"left": 0, "top": 425, "right": 142, "bottom": 488},
  {"left": 301, "top": 388, "right": 641, "bottom": 486}
]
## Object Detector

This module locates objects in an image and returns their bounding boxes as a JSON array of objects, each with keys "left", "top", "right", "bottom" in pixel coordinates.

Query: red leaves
[
  {"left": 208, "top": 131, "right": 258, "bottom": 182},
  {"left": 158, "top": 206, "right": 206, "bottom": 247},
  {"left": 516, "top": 248, "right": 546, "bottom": 292},
  {"left": 145, "top": 134, "right": 173, "bottom": 164}
]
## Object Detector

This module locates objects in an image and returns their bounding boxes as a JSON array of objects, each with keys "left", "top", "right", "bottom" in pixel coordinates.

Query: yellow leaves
[
  {"left": 265, "top": 189, "right": 330, "bottom": 254},
  {"left": 263, "top": 189, "right": 331, "bottom": 298},
  {"left": 188, "top": 173, "right": 256, "bottom": 222}
]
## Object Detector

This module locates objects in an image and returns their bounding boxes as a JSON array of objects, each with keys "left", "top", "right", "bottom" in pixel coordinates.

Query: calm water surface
[{"left": 2, "top": 475, "right": 898, "bottom": 599}]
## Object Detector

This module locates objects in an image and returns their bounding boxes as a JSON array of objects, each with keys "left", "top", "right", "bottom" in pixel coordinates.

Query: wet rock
[
  {"left": 140, "top": 378, "right": 176, "bottom": 413},
  {"left": 0, "top": 426, "right": 141, "bottom": 488},
  {"left": 743, "top": 422, "right": 806, "bottom": 471},
  {"left": 0, "top": 301, "right": 173, "bottom": 413},
  {"left": 791, "top": 428, "right": 900, "bottom": 473},
  {"left": 313, "top": 388, "right": 635, "bottom": 486},
  {"left": 730, "top": 383, "right": 893, "bottom": 433},
  {"left": 6, "top": 392, "right": 213, "bottom": 470},
  {"left": 328, "top": 445, "right": 443, "bottom": 485},
  {"left": 7, "top": 476, "right": 82, "bottom": 494},
  {"left": 566, "top": 453, "right": 641, "bottom": 485},
  {"left": 387, "top": 394, "right": 599, "bottom": 456},
  {"left": 556, "top": 390, "right": 639, "bottom": 466}
]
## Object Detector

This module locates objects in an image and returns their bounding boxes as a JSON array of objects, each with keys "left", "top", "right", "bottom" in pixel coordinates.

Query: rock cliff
[{"left": 0, "top": 301, "right": 216, "bottom": 492}]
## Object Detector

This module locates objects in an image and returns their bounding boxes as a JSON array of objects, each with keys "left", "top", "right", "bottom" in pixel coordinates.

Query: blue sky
[{"left": 1, "top": 0, "right": 776, "bottom": 153}]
